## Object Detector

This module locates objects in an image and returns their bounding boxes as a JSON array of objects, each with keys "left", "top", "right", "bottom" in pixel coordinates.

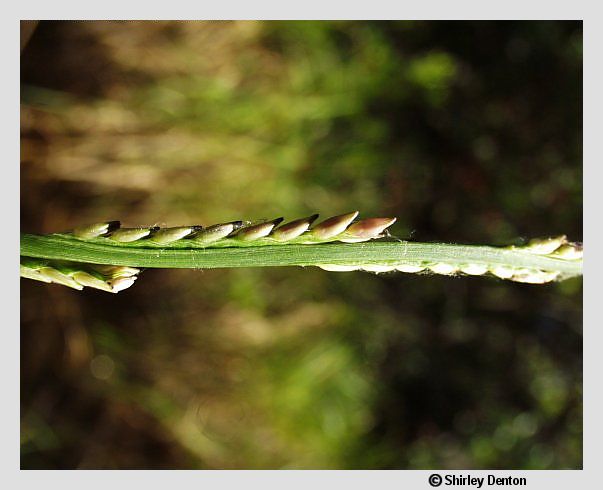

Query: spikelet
[
  {"left": 235, "top": 218, "right": 284, "bottom": 241},
  {"left": 309, "top": 212, "right": 359, "bottom": 239},
  {"left": 150, "top": 226, "right": 200, "bottom": 244},
  {"left": 459, "top": 264, "right": 489, "bottom": 276},
  {"left": 108, "top": 276, "right": 138, "bottom": 293},
  {"left": 192, "top": 222, "right": 241, "bottom": 244},
  {"left": 71, "top": 271, "right": 114, "bottom": 292},
  {"left": 340, "top": 217, "right": 397, "bottom": 242},
  {"left": 508, "top": 235, "right": 583, "bottom": 260},
  {"left": 522, "top": 235, "right": 568, "bottom": 255},
  {"left": 551, "top": 242, "right": 583, "bottom": 260},
  {"left": 271, "top": 215, "right": 318, "bottom": 241},
  {"left": 73, "top": 221, "right": 120, "bottom": 239},
  {"left": 110, "top": 227, "right": 156, "bottom": 243},
  {"left": 38, "top": 267, "right": 83, "bottom": 290}
]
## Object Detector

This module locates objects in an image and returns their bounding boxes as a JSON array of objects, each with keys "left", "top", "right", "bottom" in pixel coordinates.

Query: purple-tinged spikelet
[
  {"left": 271, "top": 214, "right": 319, "bottom": 241},
  {"left": 340, "top": 217, "right": 397, "bottom": 242},
  {"left": 236, "top": 218, "right": 284, "bottom": 241},
  {"left": 310, "top": 211, "right": 359, "bottom": 240}
]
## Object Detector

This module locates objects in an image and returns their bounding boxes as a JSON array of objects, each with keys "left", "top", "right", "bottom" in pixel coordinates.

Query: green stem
[{"left": 21, "top": 232, "right": 582, "bottom": 279}]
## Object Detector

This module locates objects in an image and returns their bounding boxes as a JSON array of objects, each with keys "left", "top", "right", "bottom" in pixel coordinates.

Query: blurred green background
[{"left": 20, "top": 20, "right": 582, "bottom": 469}]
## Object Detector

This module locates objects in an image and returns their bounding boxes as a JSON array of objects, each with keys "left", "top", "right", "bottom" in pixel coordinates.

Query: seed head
[
  {"left": 511, "top": 269, "right": 560, "bottom": 284},
  {"left": 429, "top": 263, "right": 458, "bottom": 275},
  {"left": 271, "top": 215, "right": 319, "bottom": 241},
  {"left": 110, "top": 227, "right": 154, "bottom": 243},
  {"left": 39, "top": 267, "right": 83, "bottom": 290},
  {"left": 310, "top": 211, "right": 359, "bottom": 240},
  {"left": 73, "top": 221, "right": 120, "bottom": 239},
  {"left": 20, "top": 265, "right": 52, "bottom": 283},
  {"left": 490, "top": 266, "right": 515, "bottom": 279},
  {"left": 108, "top": 276, "right": 137, "bottom": 293},
  {"left": 72, "top": 271, "right": 114, "bottom": 292},
  {"left": 150, "top": 226, "right": 197, "bottom": 244},
  {"left": 341, "top": 217, "right": 396, "bottom": 242},
  {"left": 192, "top": 222, "right": 237, "bottom": 244},
  {"left": 395, "top": 264, "right": 426, "bottom": 273},
  {"left": 552, "top": 242, "right": 583, "bottom": 260},
  {"left": 524, "top": 235, "right": 567, "bottom": 255},
  {"left": 236, "top": 218, "right": 284, "bottom": 241},
  {"left": 317, "top": 264, "right": 359, "bottom": 272},
  {"left": 460, "top": 264, "right": 488, "bottom": 276},
  {"left": 361, "top": 264, "right": 395, "bottom": 273},
  {"left": 90, "top": 265, "right": 140, "bottom": 278}
]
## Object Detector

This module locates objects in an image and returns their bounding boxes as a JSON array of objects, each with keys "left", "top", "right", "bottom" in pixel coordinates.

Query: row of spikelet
[
  {"left": 71, "top": 212, "right": 397, "bottom": 246},
  {"left": 319, "top": 234, "right": 582, "bottom": 284},
  {"left": 20, "top": 258, "right": 140, "bottom": 293}
]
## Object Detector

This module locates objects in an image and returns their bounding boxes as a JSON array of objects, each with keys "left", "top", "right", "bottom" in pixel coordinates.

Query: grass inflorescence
[{"left": 21, "top": 212, "right": 583, "bottom": 293}]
